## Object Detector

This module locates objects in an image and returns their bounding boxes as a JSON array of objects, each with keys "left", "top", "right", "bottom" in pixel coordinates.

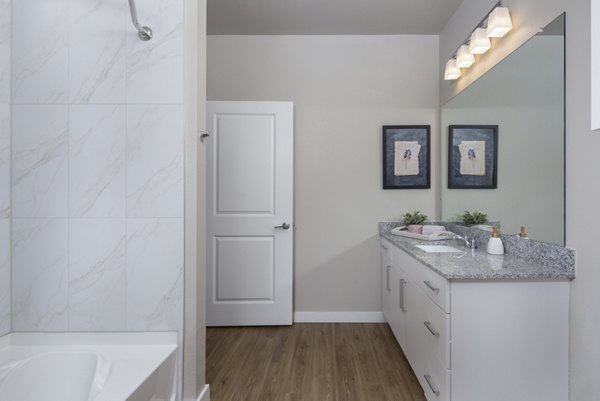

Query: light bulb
[
  {"left": 487, "top": 6, "right": 513, "bottom": 38},
  {"left": 469, "top": 28, "right": 491, "bottom": 55},
  {"left": 444, "top": 58, "right": 461, "bottom": 80},
  {"left": 456, "top": 45, "right": 475, "bottom": 68}
]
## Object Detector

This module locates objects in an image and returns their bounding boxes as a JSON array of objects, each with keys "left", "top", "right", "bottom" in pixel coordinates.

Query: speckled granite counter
[{"left": 381, "top": 232, "right": 575, "bottom": 280}]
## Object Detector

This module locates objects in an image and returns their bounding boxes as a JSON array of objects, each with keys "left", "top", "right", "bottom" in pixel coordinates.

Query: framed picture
[
  {"left": 382, "top": 125, "right": 430, "bottom": 189},
  {"left": 448, "top": 125, "right": 498, "bottom": 189}
]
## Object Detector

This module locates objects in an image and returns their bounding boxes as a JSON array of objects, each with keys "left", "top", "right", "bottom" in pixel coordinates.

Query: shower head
[
  {"left": 137, "top": 26, "right": 153, "bottom": 41},
  {"left": 128, "top": 0, "right": 153, "bottom": 41}
]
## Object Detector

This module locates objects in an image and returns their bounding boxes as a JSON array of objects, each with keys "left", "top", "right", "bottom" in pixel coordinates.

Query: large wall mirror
[{"left": 441, "top": 13, "right": 565, "bottom": 246}]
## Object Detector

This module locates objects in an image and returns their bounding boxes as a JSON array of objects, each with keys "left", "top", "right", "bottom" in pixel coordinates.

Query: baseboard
[
  {"left": 293, "top": 311, "right": 386, "bottom": 323},
  {"left": 196, "top": 384, "right": 210, "bottom": 401}
]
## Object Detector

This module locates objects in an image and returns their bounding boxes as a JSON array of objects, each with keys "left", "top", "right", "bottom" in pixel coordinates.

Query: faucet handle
[{"left": 468, "top": 236, "right": 477, "bottom": 249}]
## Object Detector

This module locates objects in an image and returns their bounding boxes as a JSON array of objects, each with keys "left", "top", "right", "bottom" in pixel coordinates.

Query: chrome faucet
[{"left": 452, "top": 233, "right": 474, "bottom": 248}]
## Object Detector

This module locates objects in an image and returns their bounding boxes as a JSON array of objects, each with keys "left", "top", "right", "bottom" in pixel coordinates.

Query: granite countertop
[{"left": 381, "top": 232, "right": 575, "bottom": 280}]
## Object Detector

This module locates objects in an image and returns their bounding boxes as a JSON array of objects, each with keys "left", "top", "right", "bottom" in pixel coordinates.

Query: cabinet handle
[
  {"left": 424, "top": 321, "right": 440, "bottom": 338},
  {"left": 398, "top": 279, "right": 403, "bottom": 310},
  {"left": 424, "top": 374, "right": 441, "bottom": 397},
  {"left": 386, "top": 266, "right": 391, "bottom": 292},
  {"left": 399, "top": 279, "right": 407, "bottom": 312},
  {"left": 423, "top": 280, "right": 440, "bottom": 293}
]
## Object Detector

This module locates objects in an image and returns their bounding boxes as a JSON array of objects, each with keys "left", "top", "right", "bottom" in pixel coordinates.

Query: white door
[{"left": 206, "top": 101, "right": 293, "bottom": 326}]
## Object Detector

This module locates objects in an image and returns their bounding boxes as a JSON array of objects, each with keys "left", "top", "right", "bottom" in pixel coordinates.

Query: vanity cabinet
[{"left": 380, "top": 238, "right": 569, "bottom": 401}]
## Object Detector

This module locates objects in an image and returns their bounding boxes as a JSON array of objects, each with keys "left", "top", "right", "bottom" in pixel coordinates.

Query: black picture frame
[
  {"left": 382, "top": 125, "right": 430, "bottom": 189},
  {"left": 448, "top": 125, "right": 498, "bottom": 189}
]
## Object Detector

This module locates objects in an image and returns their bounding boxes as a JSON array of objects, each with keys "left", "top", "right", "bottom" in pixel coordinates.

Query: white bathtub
[{"left": 0, "top": 332, "right": 177, "bottom": 401}]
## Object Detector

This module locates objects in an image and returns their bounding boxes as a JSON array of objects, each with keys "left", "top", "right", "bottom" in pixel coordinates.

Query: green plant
[
  {"left": 459, "top": 210, "right": 488, "bottom": 226},
  {"left": 402, "top": 210, "right": 428, "bottom": 225}
]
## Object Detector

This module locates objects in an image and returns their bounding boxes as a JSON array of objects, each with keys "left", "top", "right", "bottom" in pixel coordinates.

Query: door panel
[
  {"left": 215, "top": 114, "right": 275, "bottom": 214},
  {"left": 214, "top": 236, "right": 274, "bottom": 302},
  {"left": 206, "top": 101, "right": 293, "bottom": 326}
]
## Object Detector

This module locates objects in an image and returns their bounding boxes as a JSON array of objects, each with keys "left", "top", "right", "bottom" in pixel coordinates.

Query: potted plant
[
  {"left": 402, "top": 210, "right": 428, "bottom": 234},
  {"left": 458, "top": 210, "right": 488, "bottom": 226}
]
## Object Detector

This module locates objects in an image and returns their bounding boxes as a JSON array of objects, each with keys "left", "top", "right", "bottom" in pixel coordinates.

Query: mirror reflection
[{"left": 441, "top": 14, "right": 565, "bottom": 245}]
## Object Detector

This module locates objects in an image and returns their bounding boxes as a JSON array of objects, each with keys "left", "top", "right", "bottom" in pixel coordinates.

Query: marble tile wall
[
  {"left": 10, "top": 0, "right": 184, "bottom": 334},
  {"left": 0, "top": 0, "right": 11, "bottom": 337}
]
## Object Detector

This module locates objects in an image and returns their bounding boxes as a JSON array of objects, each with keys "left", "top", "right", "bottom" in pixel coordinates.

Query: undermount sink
[{"left": 415, "top": 244, "right": 463, "bottom": 253}]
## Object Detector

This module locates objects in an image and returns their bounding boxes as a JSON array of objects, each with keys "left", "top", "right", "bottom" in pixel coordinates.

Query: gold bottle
[{"left": 519, "top": 226, "right": 528, "bottom": 239}]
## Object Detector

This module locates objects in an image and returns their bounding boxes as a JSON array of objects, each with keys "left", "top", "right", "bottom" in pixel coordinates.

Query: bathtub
[{"left": 0, "top": 332, "right": 177, "bottom": 401}]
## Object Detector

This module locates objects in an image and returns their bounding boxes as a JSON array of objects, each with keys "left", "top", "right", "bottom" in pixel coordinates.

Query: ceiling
[{"left": 207, "top": 0, "right": 465, "bottom": 35}]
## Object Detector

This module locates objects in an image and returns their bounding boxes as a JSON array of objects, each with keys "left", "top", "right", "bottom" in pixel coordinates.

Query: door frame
[{"left": 182, "top": 0, "right": 208, "bottom": 400}]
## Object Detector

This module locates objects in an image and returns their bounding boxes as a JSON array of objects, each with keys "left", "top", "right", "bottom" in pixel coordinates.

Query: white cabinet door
[
  {"left": 381, "top": 243, "right": 393, "bottom": 323},
  {"left": 451, "top": 281, "right": 569, "bottom": 401},
  {"left": 206, "top": 101, "right": 294, "bottom": 326},
  {"left": 404, "top": 273, "right": 426, "bottom": 380},
  {"left": 388, "top": 263, "right": 404, "bottom": 348},
  {"left": 382, "top": 262, "right": 393, "bottom": 321}
]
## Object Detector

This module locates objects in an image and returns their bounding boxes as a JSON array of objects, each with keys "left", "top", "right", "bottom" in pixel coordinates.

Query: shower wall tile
[
  {"left": 0, "top": 0, "right": 10, "bottom": 104},
  {"left": 12, "top": 218, "right": 69, "bottom": 331},
  {"left": 0, "top": 218, "right": 10, "bottom": 336},
  {"left": 126, "top": 218, "right": 183, "bottom": 331},
  {"left": 0, "top": 103, "right": 9, "bottom": 219},
  {"left": 126, "top": 0, "right": 183, "bottom": 104},
  {"left": 69, "top": 219, "right": 126, "bottom": 331},
  {"left": 9, "top": 0, "right": 185, "bottom": 340},
  {"left": 126, "top": 105, "right": 183, "bottom": 218},
  {"left": 69, "top": 0, "right": 127, "bottom": 104},
  {"left": 0, "top": 0, "right": 9, "bottom": 337},
  {"left": 70, "top": 105, "right": 126, "bottom": 218},
  {"left": 12, "top": 105, "right": 69, "bottom": 218},
  {"left": 12, "top": 0, "right": 69, "bottom": 104}
]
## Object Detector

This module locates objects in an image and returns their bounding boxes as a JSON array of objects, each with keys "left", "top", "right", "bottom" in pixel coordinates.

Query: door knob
[{"left": 274, "top": 223, "right": 290, "bottom": 230}]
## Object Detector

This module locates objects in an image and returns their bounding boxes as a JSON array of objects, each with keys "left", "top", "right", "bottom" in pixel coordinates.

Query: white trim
[
  {"left": 182, "top": 0, "right": 204, "bottom": 399},
  {"left": 196, "top": 384, "right": 210, "bottom": 401},
  {"left": 293, "top": 311, "right": 386, "bottom": 323}
]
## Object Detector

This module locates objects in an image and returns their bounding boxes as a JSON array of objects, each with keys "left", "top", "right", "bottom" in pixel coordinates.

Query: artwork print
[
  {"left": 382, "top": 126, "right": 430, "bottom": 189},
  {"left": 448, "top": 125, "right": 498, "bottom": 189}
]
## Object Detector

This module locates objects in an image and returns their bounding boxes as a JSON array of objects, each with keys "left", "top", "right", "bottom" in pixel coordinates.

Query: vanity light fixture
[
  {"left": 456, "top": 45, "right": 475, "bottom": 68},
  {"left": 486, "top": 6, "right": 513, "bottom": 37},
  {"left": 469, "top": 28, "right": 491, "bottom": 55},
  {"left": 444, "top": 59, "right": 462, "bottom": 80},
  {"left": 443, "top": 1, "right": 513, "bottom": 81}
]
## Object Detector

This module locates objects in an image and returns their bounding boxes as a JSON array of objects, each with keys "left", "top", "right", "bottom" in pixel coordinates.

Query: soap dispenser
[{"left": 487, "top": 227, "right": 505, "bottom": 255}]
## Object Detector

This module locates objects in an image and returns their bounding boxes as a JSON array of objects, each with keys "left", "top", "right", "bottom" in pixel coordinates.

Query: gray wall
[
  {"left": 208, "top": 35, "right": 439, "bottom": 314},
  {"left": 439, "top": 0, "right": 600, "bottom": 399}
]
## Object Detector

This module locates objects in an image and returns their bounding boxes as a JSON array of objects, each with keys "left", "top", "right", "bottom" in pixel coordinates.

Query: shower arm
[{"left": 128, "top": 0, "right": 153, "bottom": 41}]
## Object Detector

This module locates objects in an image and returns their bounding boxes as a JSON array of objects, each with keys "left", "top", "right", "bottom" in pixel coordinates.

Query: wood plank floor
[{"left": 206, "top": 323, "right": 426, "bottom": 401}]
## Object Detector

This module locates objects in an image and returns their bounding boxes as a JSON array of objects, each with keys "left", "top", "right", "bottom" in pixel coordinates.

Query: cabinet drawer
[
  {"left": 421, "top": 360, "right": 450, "bottom": 401},
  {"left": 421, "top": 267, "right": 451, "bottom": 313},
  {"left": 381, "top": 238, "right": 393, "bottom": 261},
  {"left": 420, "top": 294, "right": 450, "bottom": 369},
  {"left": 394, "top": 247, "right": 450, "bottom": 313}
]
